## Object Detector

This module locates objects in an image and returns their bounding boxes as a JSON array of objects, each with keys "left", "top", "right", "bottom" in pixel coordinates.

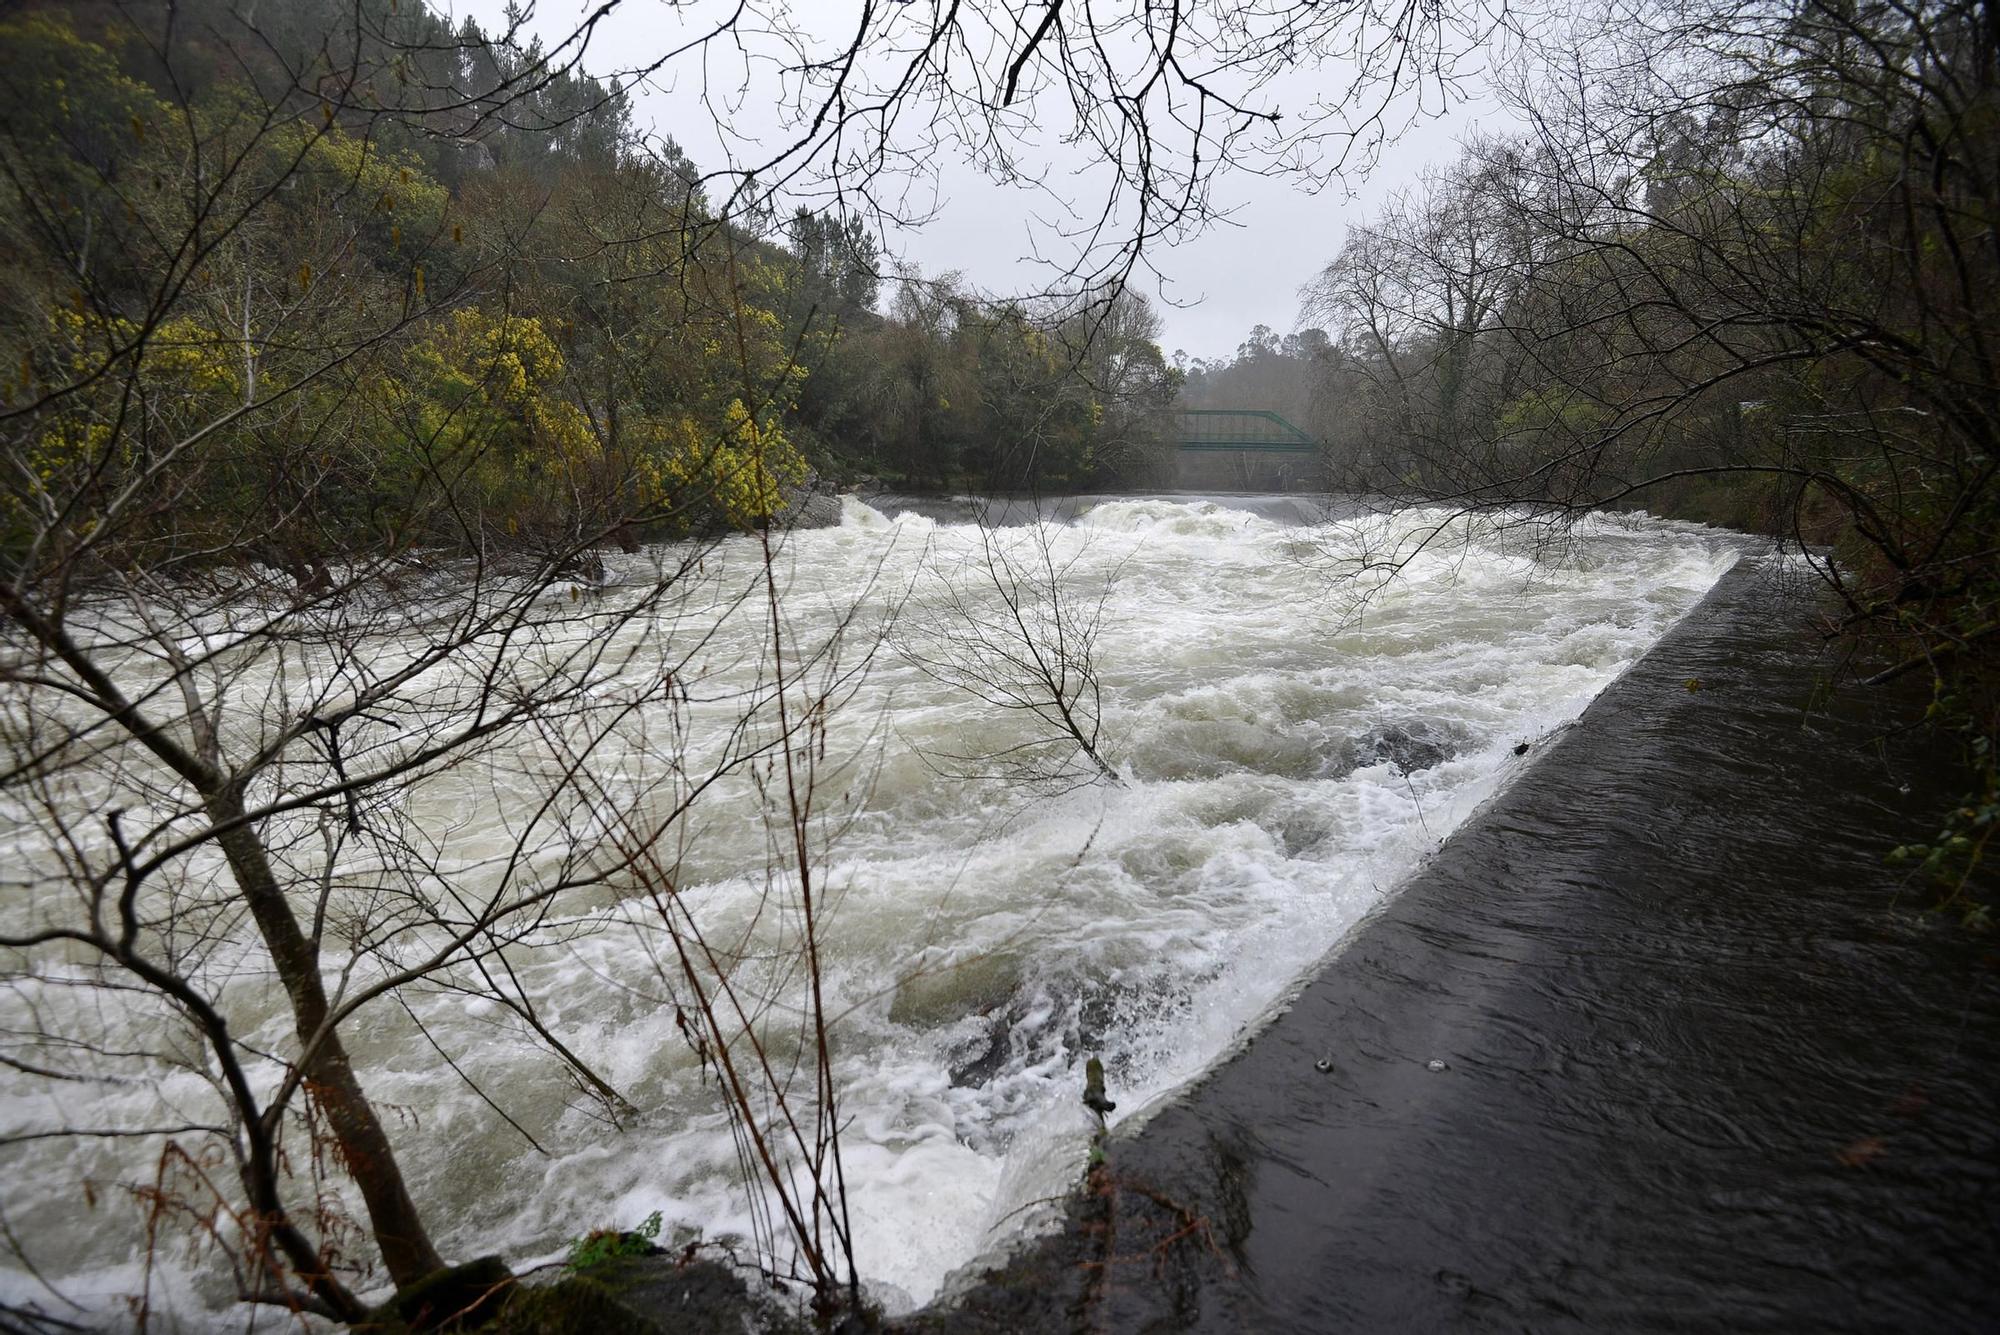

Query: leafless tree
[
  {"left": 1292, "top": 0, "right": 2000, "bottom": 906},
  {"left": 0, "top": 6, "right": 878, "bottom": 1322},
  {"left": 896, "top": 514, "right": 1119, "bottom": 793},
  {"left": 448, "top": 0, "right": 1514, "bottom": 313},
  {"left": 1307, "top": 0, "right": 1998, "bottom": 567}
]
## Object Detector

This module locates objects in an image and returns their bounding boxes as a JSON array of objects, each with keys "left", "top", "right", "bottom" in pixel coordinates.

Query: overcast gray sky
[{"left": 452, "top": 1, "right": 1505, "bottom": 362}]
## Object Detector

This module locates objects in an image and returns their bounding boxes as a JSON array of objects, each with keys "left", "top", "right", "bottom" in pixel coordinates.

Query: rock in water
[{"left": 1083, "top": 1057, "right": 1116, "bottom": 1115}]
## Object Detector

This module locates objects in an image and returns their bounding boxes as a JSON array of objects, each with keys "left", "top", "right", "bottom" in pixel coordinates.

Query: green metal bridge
[{"left": 1175, "top": 409, "right": 1318, "bottom": 453}]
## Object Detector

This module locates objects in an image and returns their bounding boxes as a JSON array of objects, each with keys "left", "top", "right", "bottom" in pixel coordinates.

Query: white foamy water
[{"left": 0, "top": 498, "right": 1738, "bottom": 1325}]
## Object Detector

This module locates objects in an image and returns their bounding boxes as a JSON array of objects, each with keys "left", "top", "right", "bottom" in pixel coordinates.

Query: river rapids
[{"left": 0, "top": 497, "right": 1741, "bottom": 1324}]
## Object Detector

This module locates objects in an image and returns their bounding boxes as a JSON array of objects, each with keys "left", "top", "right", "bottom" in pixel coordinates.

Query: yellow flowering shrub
[
  {"left": 5, "top": 308, "right": 240, "bottom": 549},
  {"left": 43, "top": 308, "right": 240, "bottom": 397},
  {"left": 379, "top": 308, "right": 601, "bottom": 529},
  {"left": 300, "top": 132, "right": 449, "bottom": 237},
  {"left": 644, "top": 401, "right": 807, "bottom": 530},
  {"left": 0, "top": 14, "right": 164, "bottom": 176},
  {"left": 26, "top": 308, "right": 236, "bottom": 476}
]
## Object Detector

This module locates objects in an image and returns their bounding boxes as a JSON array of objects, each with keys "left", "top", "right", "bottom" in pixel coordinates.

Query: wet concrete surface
[{"left": 908, "top": 559, "right": 2000, "bottom": 1333}]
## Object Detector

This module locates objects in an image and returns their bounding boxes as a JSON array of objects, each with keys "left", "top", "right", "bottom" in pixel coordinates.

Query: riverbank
[{"left": 904, "top": 556, "right": 2000, "bottom": 1332}]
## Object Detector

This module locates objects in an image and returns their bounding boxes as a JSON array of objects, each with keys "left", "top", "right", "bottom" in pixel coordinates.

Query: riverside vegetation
[{"left": 1188, "top": 0, "right": 2000, "bottom": 923}]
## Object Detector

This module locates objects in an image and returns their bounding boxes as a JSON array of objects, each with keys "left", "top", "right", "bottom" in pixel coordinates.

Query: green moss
[
  {"left": 488, "top": 1274, "right": 643, "bottom": 1335},
  {"left": 361, "top": 1255, "right": 514, "bottom": 1333},
  {"left": 479, "top": 1256, "right": 809, "bottom": 1335}
]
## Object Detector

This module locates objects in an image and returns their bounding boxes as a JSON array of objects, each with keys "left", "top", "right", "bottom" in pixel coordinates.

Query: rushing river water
[{"left": 0, "top": 497, "right": 1741, "bottom": 1324}]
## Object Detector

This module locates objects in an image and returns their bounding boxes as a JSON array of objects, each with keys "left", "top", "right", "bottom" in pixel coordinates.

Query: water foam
[{"left": 0, "top": 499, "right": 1741, "bottom": 1325}]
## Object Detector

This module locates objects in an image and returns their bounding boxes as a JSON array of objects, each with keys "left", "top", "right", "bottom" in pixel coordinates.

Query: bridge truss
[{"left": 1174, "top": 409, "right": 1318, "bottom": 453}]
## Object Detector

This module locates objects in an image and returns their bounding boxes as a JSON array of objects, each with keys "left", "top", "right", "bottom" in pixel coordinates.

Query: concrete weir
[
  {"left": 901, "top": 558, "right": 2000, "bottom": 1333},
  {"left": 1170, "top": 447, "right": 1325, "bottom": 492}
]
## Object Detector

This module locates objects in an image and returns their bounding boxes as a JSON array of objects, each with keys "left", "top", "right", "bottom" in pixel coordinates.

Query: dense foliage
[{"left": 0, "top": 0, "right": 1180, "bottom": 597}]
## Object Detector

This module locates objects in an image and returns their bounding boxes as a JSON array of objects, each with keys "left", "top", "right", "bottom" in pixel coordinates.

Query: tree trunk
[{"left": 208, "top": 790, "right": 446, "bottom": 1290}]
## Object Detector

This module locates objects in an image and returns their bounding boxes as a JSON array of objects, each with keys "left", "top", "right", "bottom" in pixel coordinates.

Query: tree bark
[
  {"left": 208, "top": 790, "right": 446, "bottom": 1290},
  {"left": 2, "top": 589, "right": 447, "bottom": 1294}
]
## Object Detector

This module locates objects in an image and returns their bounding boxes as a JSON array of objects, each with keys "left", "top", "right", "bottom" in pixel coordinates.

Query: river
[{"left": 0, "top": 496, "right": 1742, "bottom": 1324}]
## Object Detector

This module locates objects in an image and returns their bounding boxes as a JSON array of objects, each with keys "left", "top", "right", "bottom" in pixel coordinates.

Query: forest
[{"left": 0, "top": 0, "right": 1183, "bottom": 578}]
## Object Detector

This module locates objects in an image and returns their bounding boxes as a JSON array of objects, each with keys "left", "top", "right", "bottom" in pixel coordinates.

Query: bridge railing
[{"left": 1174, "top": 408, "right": 1319, "bottom": 453}]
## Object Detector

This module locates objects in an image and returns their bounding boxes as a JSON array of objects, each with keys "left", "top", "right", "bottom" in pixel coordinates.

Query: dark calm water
[{"left": 911, "top": 558, "right": 2000, "bottom": 1333}]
